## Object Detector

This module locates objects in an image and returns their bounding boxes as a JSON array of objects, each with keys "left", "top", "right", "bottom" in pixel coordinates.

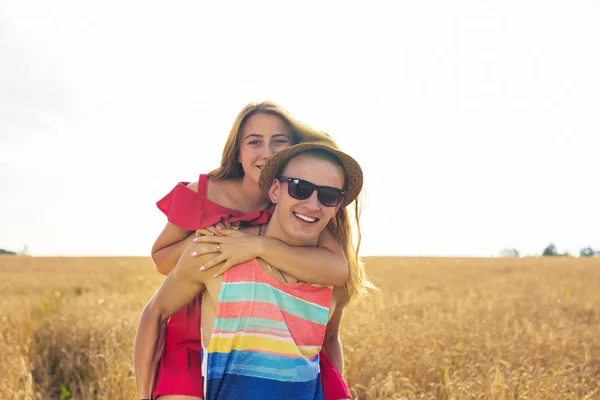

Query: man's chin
[{"left": 289, "top": 224, "right": 324, "bottom": 243}]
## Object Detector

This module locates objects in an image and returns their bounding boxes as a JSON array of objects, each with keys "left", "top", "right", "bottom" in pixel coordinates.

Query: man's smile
[{"left": 293, "top": 212, "right": 318, "bottom": 223}]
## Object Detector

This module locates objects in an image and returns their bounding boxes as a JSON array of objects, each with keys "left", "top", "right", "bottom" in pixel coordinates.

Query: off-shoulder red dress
[{"left": 152, "top": 174, "right": 352, "bottom": 400}]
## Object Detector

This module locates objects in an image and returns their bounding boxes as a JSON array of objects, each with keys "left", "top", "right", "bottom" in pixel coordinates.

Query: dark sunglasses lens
[
  {"left": 285, "top": 178, "right": 344, "bottom": 207},
  {"left": 318, "top": 188, "right": 344, "bottom": 207},
  {"left": 288, "top": 179, "right": 313, "bottom": 200}
]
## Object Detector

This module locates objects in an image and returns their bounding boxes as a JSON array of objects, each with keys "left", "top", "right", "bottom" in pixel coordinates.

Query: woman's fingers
[
  {"left": 214, "top": 221, "right": 231, "bottom": 231},
  {"left": 194, "top": 229, "right": 212, "bottom": 237},
  {"left": 190, "top": 243, "right": 220, "bottom": 257},
  {"left": 209, "top": 222, "right": 230, "bottom": 236},
  {"left": 199, "top": 254, "right": 237, "bottom": 277},
  {"left": 200, "top": 254, "right": 226, "bottom": 271},
  {"left": 192, "top": 235, "right": 222, "bottom": 244},
  {"left": 215, "top": 220, "right": 240, "bottom": 233},
  {"left": 204, "top": 226, "right": 222, "bottom": 236},
  {"left": 219, "top": 228, "right": 242, "bottom": 236},
  {"left": 193, "top": 228, "right": 245, "bottom": 243}
]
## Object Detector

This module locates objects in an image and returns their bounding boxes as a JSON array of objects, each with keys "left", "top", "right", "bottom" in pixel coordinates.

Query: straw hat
[{"left": 259, "top": 142, "right": 363, "bottom": 208}]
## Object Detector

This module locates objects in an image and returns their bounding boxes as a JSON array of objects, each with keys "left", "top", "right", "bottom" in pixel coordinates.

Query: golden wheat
[{"left": 1, "top": 256, "right": 599, "bottom": 399}]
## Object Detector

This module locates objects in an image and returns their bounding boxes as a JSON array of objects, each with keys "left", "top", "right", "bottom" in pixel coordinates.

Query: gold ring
[{"left": 216, "top": 244, "right": 221, "bottom": 252}]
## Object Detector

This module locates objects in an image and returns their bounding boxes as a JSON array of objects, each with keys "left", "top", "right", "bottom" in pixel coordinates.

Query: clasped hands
[{"left": 188, "top": 220, "right": 264, "bottom": 276}]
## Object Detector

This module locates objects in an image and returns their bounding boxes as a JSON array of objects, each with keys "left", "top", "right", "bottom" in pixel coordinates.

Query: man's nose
[{"left": 303, "top": 190, "right": 320, "bottom": 210}]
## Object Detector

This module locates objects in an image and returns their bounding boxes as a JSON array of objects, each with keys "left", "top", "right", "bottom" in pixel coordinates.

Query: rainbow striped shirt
[{"left": 204, "top": 259, "right": 333, "bottom": 400}]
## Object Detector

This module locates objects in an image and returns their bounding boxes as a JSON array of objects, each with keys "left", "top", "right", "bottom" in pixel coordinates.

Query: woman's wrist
[{"left": 255, "top": 235, "right": 270, "bottom": 260}]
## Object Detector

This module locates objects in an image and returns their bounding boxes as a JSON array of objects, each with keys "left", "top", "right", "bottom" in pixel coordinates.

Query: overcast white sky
[{"left": 1, "top": 1, "right": 598, "bottom": 257}]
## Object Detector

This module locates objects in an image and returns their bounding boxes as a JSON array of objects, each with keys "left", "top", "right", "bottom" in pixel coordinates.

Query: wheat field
[{"left": 0, "top": 255, "right": 599, "bottom": 400}]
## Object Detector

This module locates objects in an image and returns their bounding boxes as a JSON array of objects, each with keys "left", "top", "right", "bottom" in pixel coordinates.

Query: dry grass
[{"left": 1, "top": 255, "right": 599, "bottom": 399}]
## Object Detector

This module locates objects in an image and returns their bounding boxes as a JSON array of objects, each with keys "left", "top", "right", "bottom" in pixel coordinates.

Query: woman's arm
[
  {"left": 257, "top": 228, "right": 348, "bottom": 285},
  {"left": 151, "top": 181, "right": 199, "bottom": 275},
  {"left": 191, "top": 227, "right": 349, "bottom": 286},
  {"left": 151, "top": 223, "right": 195, "bottom": 275}
]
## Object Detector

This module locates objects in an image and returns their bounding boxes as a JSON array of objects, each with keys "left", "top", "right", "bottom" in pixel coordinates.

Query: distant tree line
[
  {"left": 500, "top": 244, "right": 600, "bottom": 258},
  {"left": 0, "top": 245, "right": 28, "bottom": 255},
  {"left": 543, "top": 243, "right": 600, "bottom": 257},
  {"left": 578, "top": 246, "right": 599, "bottom": 257}
]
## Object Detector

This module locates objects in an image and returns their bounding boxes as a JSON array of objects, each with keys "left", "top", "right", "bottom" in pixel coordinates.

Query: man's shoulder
[{"left": 239, "top": 226, "right": 260, "bottom": 236}]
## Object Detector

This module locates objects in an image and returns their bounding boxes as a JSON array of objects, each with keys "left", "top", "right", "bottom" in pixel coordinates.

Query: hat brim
[{"left": 259, "top": 142, "right": 363, "bottom": 208}]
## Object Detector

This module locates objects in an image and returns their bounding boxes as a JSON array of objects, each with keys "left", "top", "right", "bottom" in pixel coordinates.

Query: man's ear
[
  {"left": 268, "top": 179, "right": 282, "bottom": 204},
  {"left": 332, "top": 204, "right": 341, "bottom": 217},
  {"left": 331, "top": 195, "right": 346, "bottom": 217}
]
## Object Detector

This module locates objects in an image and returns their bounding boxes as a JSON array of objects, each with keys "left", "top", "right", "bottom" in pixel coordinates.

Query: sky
[{"left": 1, "top": 1, "right": 599, "bottom": 257}]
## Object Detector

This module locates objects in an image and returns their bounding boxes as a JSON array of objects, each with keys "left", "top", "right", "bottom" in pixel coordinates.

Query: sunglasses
[{"left": 277, "top": 176, "right": 345, "bottom": 207}]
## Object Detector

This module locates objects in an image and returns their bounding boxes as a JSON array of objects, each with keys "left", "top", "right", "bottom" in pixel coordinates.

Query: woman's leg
[
  {"left": 320, "top": 351, "right": 351, "bottom": 400},
  {"left": 153, "top": 295, "right": 204, "bottom": 399},
  {"left": 157, "top": 396, "right": 202, "bottom": 400}
]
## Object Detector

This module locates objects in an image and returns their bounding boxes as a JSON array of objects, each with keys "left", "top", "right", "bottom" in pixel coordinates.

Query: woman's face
[{"left": 238, "top": 113, "right": 294, "bottom": 184}]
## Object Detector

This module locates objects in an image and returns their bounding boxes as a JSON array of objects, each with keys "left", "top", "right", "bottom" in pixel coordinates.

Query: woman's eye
[
  {"left": 248, "top": 140, "right": 261, "bottom": 145},
  {"left": 274, "top": 139, "right": 291, "bottom": 145}
]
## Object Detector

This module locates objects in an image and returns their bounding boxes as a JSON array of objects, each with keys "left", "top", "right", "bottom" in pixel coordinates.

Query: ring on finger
[{"left": 216, "top": 243, "right": 221, "bottom": 252}]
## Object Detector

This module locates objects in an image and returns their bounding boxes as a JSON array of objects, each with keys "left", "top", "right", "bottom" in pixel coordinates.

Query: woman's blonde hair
[
  {"left": 210, "top": 101, "right": 375, "bottom": 302},
  {"left": 286, "top": 149, "right": 375, "bottom": 303},
  {"left": 326, "top": 175, "right": 376, "bottom": 303},
  {"left": 208, "top": 101, "right": 338, "bottom": 179}
]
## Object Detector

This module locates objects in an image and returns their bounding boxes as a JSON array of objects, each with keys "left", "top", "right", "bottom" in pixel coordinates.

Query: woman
[{"left": 150, "top": 101, "right": 360, "bottom": 400}]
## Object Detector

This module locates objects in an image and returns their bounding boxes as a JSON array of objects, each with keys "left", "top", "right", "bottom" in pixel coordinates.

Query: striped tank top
[{"left": 204, "top": 259, "right": 333, "bottom": 399}]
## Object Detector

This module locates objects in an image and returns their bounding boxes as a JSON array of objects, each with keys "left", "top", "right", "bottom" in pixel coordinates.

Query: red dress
[{"left": 152, "top": 174, "right": 352, "bottom": 399}]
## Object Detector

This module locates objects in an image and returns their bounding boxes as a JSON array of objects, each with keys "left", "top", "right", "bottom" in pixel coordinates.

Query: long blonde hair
[
  {"left": 292, "top": 149, "right": 376, "bottom": 303},
  {"left": 208, "top": 101, "right": 338, "bottom": 180},
  {"left": 209, "top": 101, "right": 374, "bottom": 301},
  {"left": 328, "top": 179, "right": 376, "bottom": 303}
]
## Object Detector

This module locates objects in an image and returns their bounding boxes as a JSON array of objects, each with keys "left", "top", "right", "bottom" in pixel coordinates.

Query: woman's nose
[{"left": 262, "top": 145, "right": 275, "bottom": 159}]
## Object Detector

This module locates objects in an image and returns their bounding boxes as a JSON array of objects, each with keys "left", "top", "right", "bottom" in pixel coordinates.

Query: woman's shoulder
[
  {"left": 185, "top": 180, "right": 199, "bottom": 193},
  {"left": 205, "top": 175, "right": 242, "bottom": 200},
  {"left": 178, "top": 173, "right": 228, "bottom": 196},
  {"left": 155, "top": 174, "right": 270, "bottom": 230}
]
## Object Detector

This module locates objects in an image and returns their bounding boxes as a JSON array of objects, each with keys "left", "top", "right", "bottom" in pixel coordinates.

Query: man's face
[{"left": 269, "top": 153, "right": 345, "bottom": 246}]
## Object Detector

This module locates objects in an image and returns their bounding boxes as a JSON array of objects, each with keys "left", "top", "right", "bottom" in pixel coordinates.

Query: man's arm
[
  {"left": 321, "top": 288, "right": 348, "bottom": 375},
  {"left": 134, "top": 245, "right": 216, "bottom": 399}
]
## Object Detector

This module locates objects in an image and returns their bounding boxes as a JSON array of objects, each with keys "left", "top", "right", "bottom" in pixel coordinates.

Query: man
[{"left": 135, "top": 142, "right": 364, "bottom": 400}]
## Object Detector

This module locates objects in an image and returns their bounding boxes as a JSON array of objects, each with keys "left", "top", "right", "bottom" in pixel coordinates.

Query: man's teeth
[{"left": 294, "top": 212, "right": 316, "bottom": 223}]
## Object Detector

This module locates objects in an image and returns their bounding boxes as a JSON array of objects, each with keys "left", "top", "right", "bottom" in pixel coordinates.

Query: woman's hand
[
  {"left": 191, "top": 228, "right": 262, "bottom": 276},
  {"left": 194, "top": 220, "right": 240, "bottom": 238}
]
